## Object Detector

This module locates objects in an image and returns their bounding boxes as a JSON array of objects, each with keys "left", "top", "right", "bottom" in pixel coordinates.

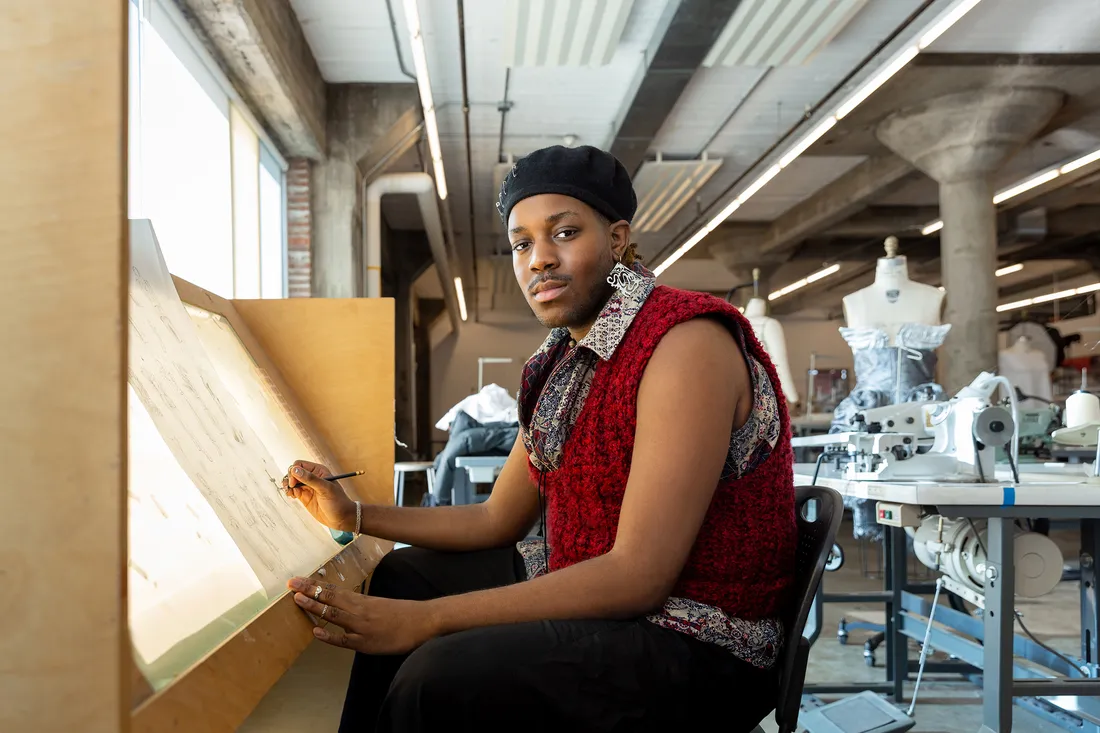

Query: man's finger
[
  {"left": 313, "top": 625, "right": 364, "bottom": 650},
  {"left": 290, "top": 466, "right": 335, "bottom": 492},
  {"left": 292, "top": 593, "right": 358, "bottom": 631},
  {"left": 289, "top": 578, "right": 359, "bottom": 612}
]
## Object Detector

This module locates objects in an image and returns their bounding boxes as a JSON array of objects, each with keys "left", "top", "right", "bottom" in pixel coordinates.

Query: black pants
[{"left": 338, "top": 546, "right": 777, "bottom": 732}]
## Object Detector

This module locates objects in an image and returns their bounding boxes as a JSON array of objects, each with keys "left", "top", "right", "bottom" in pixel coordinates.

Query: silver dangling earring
[{"left": 607, "top": 252, "right": 644, "bottom": 295}]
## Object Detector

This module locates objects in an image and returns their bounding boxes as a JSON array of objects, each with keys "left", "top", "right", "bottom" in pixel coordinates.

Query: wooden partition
[{"left": 0, "top": 3, "right": 129, "bottom": 731}]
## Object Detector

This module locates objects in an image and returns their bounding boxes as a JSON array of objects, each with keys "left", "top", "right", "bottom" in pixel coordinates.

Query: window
[{"left": 128, "top": 0, "right": 287, "bottom": 299}]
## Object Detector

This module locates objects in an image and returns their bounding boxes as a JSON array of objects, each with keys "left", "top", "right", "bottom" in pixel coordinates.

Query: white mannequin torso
[
  {"left": 841, "top": 255, "right": 944, "bottom": 343},
  {"left": 744, "top": 297, "right": 800, "bottom": 404},
  {"left": 998, "top": 336, "right": 1053, "bottom": 405}
]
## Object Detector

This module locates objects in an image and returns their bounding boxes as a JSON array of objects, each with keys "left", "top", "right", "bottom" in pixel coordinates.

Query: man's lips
[{"left": 532, "top": 283, "right": 568, "bottom": 302}]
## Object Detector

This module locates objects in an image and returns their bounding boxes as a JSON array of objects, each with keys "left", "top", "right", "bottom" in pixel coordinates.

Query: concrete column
[
  {"left": 311, "top": 85, "right": 419, "bottom": 298},
  {"left": 875, "top": 87, "right": 1063, "bottom": 392}
]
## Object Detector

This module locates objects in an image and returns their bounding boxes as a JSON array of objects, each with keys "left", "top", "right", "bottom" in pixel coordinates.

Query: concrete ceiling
[{"left": 284, "top": 0, "right": 1100, "bottom": 322}]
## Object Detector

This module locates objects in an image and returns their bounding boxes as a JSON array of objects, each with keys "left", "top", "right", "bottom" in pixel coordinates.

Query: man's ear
[{"left": 609, "top": 220, "right": 631, "bottom": 258}]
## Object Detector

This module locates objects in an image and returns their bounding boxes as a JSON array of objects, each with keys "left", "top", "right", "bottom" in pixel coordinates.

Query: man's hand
[
  {"left": 287, "top": 577, "right": 440, "bottom": 654},
  {"left": 282, "top": 461, "right": 357, "bottom": 532}
]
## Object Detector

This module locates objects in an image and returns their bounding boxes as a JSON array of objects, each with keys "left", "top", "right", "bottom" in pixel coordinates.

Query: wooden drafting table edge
[
  {"left": 171, "top": 276, "right": 346, "bottom": 478},
  {"left": 131, "top": 534, "right": 393, "bottom": 733}
]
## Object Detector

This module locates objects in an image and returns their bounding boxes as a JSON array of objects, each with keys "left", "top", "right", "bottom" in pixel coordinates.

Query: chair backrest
[{"left": 774, "top": 485, "right": 844, "bottom": 733}]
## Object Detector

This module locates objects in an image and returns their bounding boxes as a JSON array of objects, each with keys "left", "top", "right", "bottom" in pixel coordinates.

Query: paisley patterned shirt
[{"left": 516, "top": 267, "right": 784, "bottom": 669}]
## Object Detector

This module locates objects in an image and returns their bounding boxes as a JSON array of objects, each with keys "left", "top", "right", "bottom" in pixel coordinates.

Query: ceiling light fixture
[
  {"left": 403, "top": 0, "right": 448, "bottom": 200},
  {"left": 992, "top": 169, "right": 1060, "bottom": 205},
  {"left": 768, "top": 264, "right": 841, "bottom": 301},
  {"left": 454, "top": 277, "right": 468, "bottom": 321},
  {"left": 995, "top": 263, "right": 1024, "bottom": 277},
  {"left": 996, "top": 282, "right": 1100, "bottom": 312},
  {"left": 653, "top": 0, "right": 986, "bottom": 277},
  {"left": 920, "top": 145, "right": 1100, "bottom": 235}
]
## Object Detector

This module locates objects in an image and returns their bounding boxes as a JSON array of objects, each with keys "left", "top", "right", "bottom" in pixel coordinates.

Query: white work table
[
  {"left": 793, "top": 462, "right": 1100, "bottom": 733},
  {"left": 794, "top": 463, "right": 1100, "bottom": 511}
]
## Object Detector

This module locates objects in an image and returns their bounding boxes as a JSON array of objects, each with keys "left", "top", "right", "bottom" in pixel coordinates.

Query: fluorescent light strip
[
  {"left": 736, "top": 164, "right": 782, "bottom": 204},
  {"left": 454, "top": 277, "right": 468, "bottom": 321},
  {"left": 1061, "top": 149, "right": 1100, "bottom": 174},
  {"left": 768, "top": 264, "right": 841, "bottom": 301},
  {"left": 922, "top": 145, "right": 1100, "bottom": 235},
  {"left": 403, "top": 0, "right": 448, "bottom": 200},
  {"left": 779, "top": 117, "right": 838, "bottom": 168},
  {"left": 836, "top": 45, "right": 919, "bottom": 120},
  {"left": 996, "top": 282, "right": 1100, "bottom": 312},
  {"left": 992, "top": 169, "right": 1059, "bottom": 204},
  {"left": 653, "top": 0, "right": 987, "bottom": 277},
  {"left": 995, "top": 263, "right": 1023, "bottom": 277},
  {"left": 918, "top": 0, "right": 983, "bottom": 48}
]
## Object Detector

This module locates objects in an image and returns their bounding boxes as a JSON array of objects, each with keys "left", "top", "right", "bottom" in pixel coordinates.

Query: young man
[{"left": 282, "top": 145, "right": 797, "bottom": 732}]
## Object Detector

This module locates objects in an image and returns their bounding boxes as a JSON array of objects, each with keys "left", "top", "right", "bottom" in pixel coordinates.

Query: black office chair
[{"left": 752, "top": 485, "right": 844, "bottom": 733}]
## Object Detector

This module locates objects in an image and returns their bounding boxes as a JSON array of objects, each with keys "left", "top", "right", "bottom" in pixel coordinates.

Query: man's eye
[
  {"left": 554, "top": 228, "right": 578, "bottom": 240},
  {"left": 511, "top": 241, "right": 530, "bottom": 252}
]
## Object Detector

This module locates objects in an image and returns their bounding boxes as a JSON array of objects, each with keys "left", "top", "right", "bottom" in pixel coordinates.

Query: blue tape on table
[{"left": 1002, "top": 486, "right": 1016, "bottom": 507}]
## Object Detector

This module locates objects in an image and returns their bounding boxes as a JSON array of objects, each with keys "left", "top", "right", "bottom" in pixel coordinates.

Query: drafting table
[{"left": 794, "top": 463, "right": 1100, "bottom": 733}]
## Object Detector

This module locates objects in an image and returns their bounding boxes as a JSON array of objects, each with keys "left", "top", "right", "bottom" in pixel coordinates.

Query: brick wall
[{"left": 286, "top": 158, "right": 312, "bottom": 297}]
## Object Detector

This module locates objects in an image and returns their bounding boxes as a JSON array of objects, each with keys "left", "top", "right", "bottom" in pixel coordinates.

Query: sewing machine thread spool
[{"left": 1066, "top": 369, "right": 1100, "bottom": 428}]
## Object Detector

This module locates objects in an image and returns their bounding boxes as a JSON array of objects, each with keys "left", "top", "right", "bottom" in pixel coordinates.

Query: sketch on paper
[{"left": 127, "top": 220, "right": 339, "bottom": 601}]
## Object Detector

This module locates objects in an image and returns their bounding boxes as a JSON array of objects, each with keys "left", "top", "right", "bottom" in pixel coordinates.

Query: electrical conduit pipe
[{"left": 363, "top": 172, "right": 462, "bottom": 330}]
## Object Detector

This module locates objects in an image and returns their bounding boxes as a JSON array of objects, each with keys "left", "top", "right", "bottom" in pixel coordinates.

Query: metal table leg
[
  {"left": 980, "top": 517, "right": 1015, "bottom": 733},
  {"left": 1082, "top": 519, "right": 1100, "bottom": 671},
  {"left": 886, "top": 525, "right": 908, "bottom": 702}
]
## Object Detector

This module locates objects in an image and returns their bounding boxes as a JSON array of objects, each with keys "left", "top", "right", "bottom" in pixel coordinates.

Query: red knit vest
[{"left": 530, "top": 286, "right": 797, "bottom": 620}]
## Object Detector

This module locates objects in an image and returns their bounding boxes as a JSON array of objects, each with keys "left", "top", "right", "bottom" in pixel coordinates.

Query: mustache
[{"left": 527, "top": 274, "right": 572, "bottom": 294}]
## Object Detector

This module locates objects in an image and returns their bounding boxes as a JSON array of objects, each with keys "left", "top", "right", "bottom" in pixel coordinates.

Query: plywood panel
[
  {"left": 0, "top": 3, "right": 128, "bottom": 731},
  {"left": 132, "top": 536, "right": 391, "bottom": 733},
  {"left": 233, "top": 299, "right": 396, "bottom": 506}
]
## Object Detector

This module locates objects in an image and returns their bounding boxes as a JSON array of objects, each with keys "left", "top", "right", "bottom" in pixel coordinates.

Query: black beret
[{"left": 496, "top": 145, "right": 637, "bottom": 225}]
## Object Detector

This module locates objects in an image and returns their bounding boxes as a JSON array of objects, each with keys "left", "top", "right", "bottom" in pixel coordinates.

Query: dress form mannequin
[
  {"left": 744, "top": 295, "right": 800, "bottom": 404},
  {"left": 831, "top": 237, "right": 952, "bottom": 542},
  {"left": 999, "top": 335, "right": 1053, "bottom": 407},
  {"left": 841, "top": 237, "right": 944, "bottom": 344}
]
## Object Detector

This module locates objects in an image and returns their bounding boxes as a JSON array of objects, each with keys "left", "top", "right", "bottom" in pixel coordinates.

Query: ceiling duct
[
  {"left": 632, "top": 156, "right": 724, "bottom": 233},
  {"left": 703, "top": 0, "right": 869, "bottom": 68},
  {"left": 503, "top": 0, "right": 635, "bottom": 67}
]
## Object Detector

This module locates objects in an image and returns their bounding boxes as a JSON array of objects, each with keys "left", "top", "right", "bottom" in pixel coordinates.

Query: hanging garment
[{"left": 830, "top": 324, "right": 952, "bottom": 541}]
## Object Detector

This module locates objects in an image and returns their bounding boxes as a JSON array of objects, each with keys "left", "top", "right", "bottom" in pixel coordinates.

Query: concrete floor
[{"left": 240, "top": 520, "right": 1087, "bottom": 732}]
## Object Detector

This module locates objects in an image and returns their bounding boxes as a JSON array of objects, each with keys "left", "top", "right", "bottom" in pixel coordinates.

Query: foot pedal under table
[{"left": 799, "top": 691, "right": 916, "bottom": 733}]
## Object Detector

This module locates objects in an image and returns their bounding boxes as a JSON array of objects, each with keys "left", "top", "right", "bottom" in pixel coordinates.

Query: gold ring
[{"left": 313, "top": 586, "right": 323, "bottom": 600}]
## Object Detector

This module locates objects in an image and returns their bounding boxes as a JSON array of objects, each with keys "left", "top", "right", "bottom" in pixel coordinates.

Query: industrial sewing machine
[{"left": 809, "top": 372, "right": 1017, "bottom": 482}]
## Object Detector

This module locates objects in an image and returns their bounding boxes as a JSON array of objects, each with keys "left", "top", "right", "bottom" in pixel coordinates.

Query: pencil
[
  {"left": 323, "top": 470, "right": 365, "bottom": 482},
  {"left": 281, "top": 469, "right": 364, "bottom": 491}
]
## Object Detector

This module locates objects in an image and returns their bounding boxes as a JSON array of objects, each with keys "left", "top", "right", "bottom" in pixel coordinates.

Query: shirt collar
[{"left": 534, "top": 263, "right": 656, "bottom": 362}]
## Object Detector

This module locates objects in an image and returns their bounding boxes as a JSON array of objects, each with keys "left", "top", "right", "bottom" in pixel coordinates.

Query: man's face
[{"left": 508, "top": 194, "right": 628, "bottom": 330}]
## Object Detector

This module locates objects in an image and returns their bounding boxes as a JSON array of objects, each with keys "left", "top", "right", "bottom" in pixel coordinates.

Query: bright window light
[
  {"left": 919, "top": 0, "right": 984, "bottom": 49},
  {"left": 836, "top": 46, "right": 919, "bottom": 120},
  {"left": 992, "top": 169, "right": 1060, "bottom": 204},
  {"left": 768, "top": 264, "right": 841, "bottom": 301},
  {"left": 995, "top": 263, "right": 1023, "bottom": 277},
  {"left": 454, "top": 277, "right": 468, "bottom": 321}
]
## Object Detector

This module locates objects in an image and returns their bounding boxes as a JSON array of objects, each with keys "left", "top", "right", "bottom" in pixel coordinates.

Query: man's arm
[
  {"left": 423, "top": 317, "right": 751, "bottom": 630},
  {"left": 300, "top": 435, "right": 541, "bottom": 552}
]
